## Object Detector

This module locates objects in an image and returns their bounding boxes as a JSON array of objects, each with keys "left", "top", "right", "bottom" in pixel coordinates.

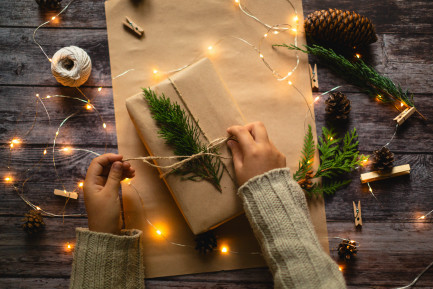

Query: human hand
[
  {"left": 227, "top": 122, "right": 286, "bottom": 186},
  {"left": 83, "top": 153, "right": 135, "bottom": 235}
]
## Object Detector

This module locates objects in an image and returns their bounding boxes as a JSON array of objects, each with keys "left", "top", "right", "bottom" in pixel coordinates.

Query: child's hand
[
  {"left": 227, "top": 122, "right": 286, "bottom": 186},
  {"left": 83, "top": 154, "right": 135, "bottom": 235}
]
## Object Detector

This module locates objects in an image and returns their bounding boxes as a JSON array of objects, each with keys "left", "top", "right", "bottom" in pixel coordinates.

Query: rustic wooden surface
[{"left": 1, "top": 0, "right": 432, "bottom": 288}]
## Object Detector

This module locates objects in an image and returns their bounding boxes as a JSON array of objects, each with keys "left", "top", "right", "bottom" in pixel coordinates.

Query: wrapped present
[{"left": 126, "top": 58, "right": 246, "bottom": 234}]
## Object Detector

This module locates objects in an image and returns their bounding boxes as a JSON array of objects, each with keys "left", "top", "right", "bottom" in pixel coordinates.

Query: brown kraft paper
[{"left": 105, "top": 0, "right": 328, "bottom": 278}]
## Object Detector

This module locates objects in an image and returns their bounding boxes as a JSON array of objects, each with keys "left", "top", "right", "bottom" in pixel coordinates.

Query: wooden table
[{"left": 1, "top": 1, "right": 432, "bottom": 288}]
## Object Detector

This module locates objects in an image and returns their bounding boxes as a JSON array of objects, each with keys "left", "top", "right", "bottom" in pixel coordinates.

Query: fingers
[
  {"left": 105, "top": 161, "right": 124, "bottom": 193},
  {"left": 245, "top": 122, "right": 269, "bottom": 143},
  {"left": 227, "top": 125, "right": 255, "bottom": 152},
  {"left": 227, "top": 140, "right": 243, "bottom": 169},
  {"left": 86, "top": 154, "right": 123, "bottom": 183}
]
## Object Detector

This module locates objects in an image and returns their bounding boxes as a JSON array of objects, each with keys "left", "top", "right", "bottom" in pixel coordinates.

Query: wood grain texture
[{"left": 1, "top": 0, "right": 433, "bottom": 288}]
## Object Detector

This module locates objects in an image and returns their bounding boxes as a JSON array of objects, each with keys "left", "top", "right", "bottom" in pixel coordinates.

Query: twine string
[{"left": 124, "top": 137, "right": 232, "bottom": 178}]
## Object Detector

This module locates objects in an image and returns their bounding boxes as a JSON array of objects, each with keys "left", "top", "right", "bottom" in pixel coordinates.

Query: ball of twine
[{"left": 51, "top": 46, "right": 92, "bottom": 87}]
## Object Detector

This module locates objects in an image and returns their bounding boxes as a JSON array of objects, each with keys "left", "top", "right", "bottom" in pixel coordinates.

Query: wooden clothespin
[
  {"left": 54, "top": 189, "right": 78, "bottom": 199},
  {"left": 360, "top": 164, "right": 411, "bottom": 184},
  {"left": 123, "top": 16, "right": 144, "bottom": 37},
  {"left": 394, "top": 107, "right": 416, "bottom": 125},
  {"left": 353, "top": 201, "right": 362, "bottom": 227},
  {"left": 309, "top": 64, "right": 319, "bottom": 92}
]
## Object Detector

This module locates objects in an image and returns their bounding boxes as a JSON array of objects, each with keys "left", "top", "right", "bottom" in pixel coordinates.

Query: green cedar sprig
[
  {"left": 294, "top": 125, "right": 368, "bottom": 196},
  {"left": 143, "top": 88, "right": 223, "bottom": 191},
  {"left": 275, "top": 44, "right": 426, "bottom": 119}
]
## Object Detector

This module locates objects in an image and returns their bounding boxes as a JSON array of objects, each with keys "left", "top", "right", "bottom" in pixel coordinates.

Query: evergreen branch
[
  {"left": 143, "top": 88, "right": 223, "bottom": 191},
  {"left": 293, "top": 125, "right": 315, "bottom": 182},
  {"left": 294, "top": 125, "right": 368, "bottom": 196},
  {"left": 276, "top": 44, "right": 425, "bottom": 119}
]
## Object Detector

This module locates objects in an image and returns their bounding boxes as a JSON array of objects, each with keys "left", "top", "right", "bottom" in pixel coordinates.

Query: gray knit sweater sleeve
[
  {"left": 238, "top": 168, "right": 347, "bottom": 289},
  {"left": 70, "top": 228, "right": 144, "bottom": 289}
]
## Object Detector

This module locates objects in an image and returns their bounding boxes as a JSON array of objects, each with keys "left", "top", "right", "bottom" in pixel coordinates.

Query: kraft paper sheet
[{"left": 105, "top": 0, "right": 329, "bottom": 278}]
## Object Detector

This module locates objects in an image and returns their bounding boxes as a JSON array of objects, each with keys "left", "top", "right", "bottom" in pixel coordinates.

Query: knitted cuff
[
  {"left": 70, "top": 228, "right": 144, "bottom": 289},
  {"left": 239, "top": 168, "right": 310, "bottom": 214}
]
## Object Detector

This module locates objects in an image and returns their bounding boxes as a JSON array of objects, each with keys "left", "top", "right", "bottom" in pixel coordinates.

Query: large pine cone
[
  {"left": 325, "top": 91, "right": 351, "bottom": 120},
  {"left": 22, "top": 210, "right": 45, "bottom": 235},
  {"left": 372, "top": 147, "right": 394, "bottom": 171},
  {"left": 35, "top": 0, "right": 62, "bottom": 9},
  {"left": 304, "top": 8, "right": 378, "bottom": 50}
]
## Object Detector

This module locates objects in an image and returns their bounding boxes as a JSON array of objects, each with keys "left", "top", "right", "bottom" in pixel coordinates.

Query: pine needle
[
  {"left": 275, "top": 44, "right": 425, "bottom": 119},
  {"left": 294, "top": 125, "right": 367, "bottom": 196},
  {"left": 143, "top": 88, "right": 223, "bottom": 191}
]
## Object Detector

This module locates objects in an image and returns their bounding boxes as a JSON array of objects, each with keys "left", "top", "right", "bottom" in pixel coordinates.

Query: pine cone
[
  {"left": 298, "top": 170, "right": 314, "bottom": 190},
  {"left": 22, "top": 210, "right": 45, "bottom": 235},
  {"left": 338, "top": 239, "right": 357, "bottom": 261},
  {"left": 372, "top": 147, "right": 394, "bottom": 171},
  {"left": 304, "top": 8, "right": 378, "bottom": 50},
  {"left": 325, "top": 91, "right": 351, "bottom": 120},
  {"left": 194, "top": 231, "right": 217, "bottom": 254},
  {"left": 35, "top": 0, "right": 62, "bottom": 9}
]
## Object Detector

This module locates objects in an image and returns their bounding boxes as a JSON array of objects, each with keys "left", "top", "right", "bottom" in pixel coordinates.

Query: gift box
[{"left": 126, "top": 58, "right": 246, "bottom": 235}]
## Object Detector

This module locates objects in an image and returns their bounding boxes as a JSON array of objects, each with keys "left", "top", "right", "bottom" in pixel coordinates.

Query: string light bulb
[
  {"left": 156, "top": 230, "right": 162, "bottom": 235},
  {"left": 98, "top": 87, "right": 102, "bottom": 92},
  {"left": 419, "top": 215, "right": 426, "bottom": 220},
  {"left": 153, "top": 69, "right": 158, "bottom": 75},
  {"left": 355, "top": 53, "right": 361, "bottom": 59},
  {"left": 36, "top": 206, "right": 41, "bottom": 210},
  {"left": 221, "top": 246, "right": 229, "bottom": 254},
  {"left": 4, "top": 176, "right": 13, "bottom": 183},
  {"left": 259, "top": 54, "right": 264, "bottom": 58},
  {"left": 288, "top": 81, "right": 292, "bottom": 85},
  {"left": 339, "top": 266, "right": 343, "bottom": 272},
  {"left": 264, "top": 33, "right": 268, "bottom": 38},
  {"left": 86, "top": 104, "right": 92, "bottom": 110},
  {"left": 103, "top": 123, "right": 107, "bottom": 129},
  {"left": 314, "top": 96, "right": 320, "bottom": 103},
  {"left": 293, "top": 15, "right": 299, "bottom": 22},
  {"left": 43, "top": 149, "right": 47, "bottom": 155},
  {"left": 208, "top": 45, "right": 213, "bottom": 51},
  {"left": 52, "top": 16, "right": 56, "bottom": 20},
  {"left": 78, "top": 182, "right": 84, "bottom": 188},
  {"left": 400, "top": 102, "right": 404, "bottom": 107},
  {"left": 62, "top": 147, "right": 71, "bottom": 152}
]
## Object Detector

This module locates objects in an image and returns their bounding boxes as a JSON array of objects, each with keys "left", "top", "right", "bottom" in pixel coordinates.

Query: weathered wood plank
[
  {"left": 303, "top": 34, "right": 433, "bottom": 94},
  {"left": 2, "top": 0, "right": 433, "bottom": 36},
  {"left": 0, "top": 0, "right": 107, "bottom": 28},
  {"left": 0, "top": 86, "right": 117, "bottom": 146},
  {"left": 1, "top": 27, "right": 432, "bottom": 94},
  {"left": 324, "top": 154, "right": 433, "bottom": 221},
  {"left": 326, "top": 221, "right": 433, "bottom": 288},
  {"left": 0, "top": 87, "right": 431, "bottom": 152},
  {"left": 2, "top": 217, "right": 432, "bottom": 288},
  {"left": 0, "top": 28, "right": 111, "bottom": 86}
]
